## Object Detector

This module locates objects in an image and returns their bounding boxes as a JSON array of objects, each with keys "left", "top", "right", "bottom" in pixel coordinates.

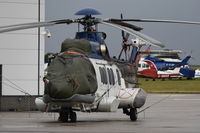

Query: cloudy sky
[{"left": 45, "top": 0, "right": 200, "bottom": 65}]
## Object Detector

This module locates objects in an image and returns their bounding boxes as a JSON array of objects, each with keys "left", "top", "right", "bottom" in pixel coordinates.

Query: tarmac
[{"left": 0, "top": 94, "right": 200, "bottom": 133}]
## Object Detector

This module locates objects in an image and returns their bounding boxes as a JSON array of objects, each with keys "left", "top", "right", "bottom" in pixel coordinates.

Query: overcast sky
[{"left": 45, "top": 0, "right": 200, "bottom": 65}]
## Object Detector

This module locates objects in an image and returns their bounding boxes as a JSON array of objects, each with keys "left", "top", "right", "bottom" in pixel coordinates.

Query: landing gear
[
  {"left": 59, "top": 108, "right": 77, "bottom": 122},
  {"left": 59, "top": 109, "right": 69, "bottom": 122},
  {"left": 123, "top": 108, "right": 138, "bottom": 121},
  {"left": 130, "top": 108, "right": 138, "bottom": 121},
  {"left": 69, "top": 111, "right": 77, "bottom": 122}
]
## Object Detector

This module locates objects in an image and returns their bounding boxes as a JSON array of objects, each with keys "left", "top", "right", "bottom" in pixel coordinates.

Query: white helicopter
[{"left": 1, "top": 8, "right": 200, "bottom": 122}]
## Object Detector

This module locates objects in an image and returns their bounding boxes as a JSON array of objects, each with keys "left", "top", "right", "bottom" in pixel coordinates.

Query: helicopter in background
[
  {"left": 137, "top": 49, "right": 192, "bottom": 79},
  {"left": 1, "top": 8, "right": 200, "bottom": 122},
  {"left": 137, "top": 56, "right": 190, "bottom": 79}
]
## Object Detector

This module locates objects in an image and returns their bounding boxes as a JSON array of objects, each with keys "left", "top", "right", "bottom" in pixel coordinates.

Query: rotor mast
[{"left": 75, "top": 8, "right": 101, "bottom": 32}]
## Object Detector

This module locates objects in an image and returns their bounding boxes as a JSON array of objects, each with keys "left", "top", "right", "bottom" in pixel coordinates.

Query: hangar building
[{"left": 0, "top": 0, "right": 45, "bottom": 111}]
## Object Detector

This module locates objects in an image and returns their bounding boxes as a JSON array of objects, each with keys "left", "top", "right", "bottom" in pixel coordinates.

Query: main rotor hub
[
  {"left": 75, "top": 8, "right": 102, "bottom": 31},
  {"left": 75, "top": 8, "right": 101, "bottom": 16}
]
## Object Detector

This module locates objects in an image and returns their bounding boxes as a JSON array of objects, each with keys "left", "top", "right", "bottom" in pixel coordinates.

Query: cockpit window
[{"left": 75, "top": 32, "right": 105, "bottom": 44}]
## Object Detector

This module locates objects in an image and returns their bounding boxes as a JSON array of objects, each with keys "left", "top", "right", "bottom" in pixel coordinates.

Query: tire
[
  {"left": 70, "top": 112, "right": 77, "bottom": 122},
  {"left": 59, "top": 111, "right": 69, "bottom": 122},
  {"left": 130, "top": 108, "right": 137, "bottom": 121}
]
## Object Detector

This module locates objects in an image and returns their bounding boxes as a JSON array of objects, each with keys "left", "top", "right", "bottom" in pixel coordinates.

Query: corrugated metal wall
[{"left": 0, "top": 0, "right": 45, "bottom": 111}]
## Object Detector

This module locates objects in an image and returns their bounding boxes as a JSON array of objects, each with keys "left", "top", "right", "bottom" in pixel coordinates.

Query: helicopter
[{"left": 1, "top": 8, "right": 200, "bottom": 122}]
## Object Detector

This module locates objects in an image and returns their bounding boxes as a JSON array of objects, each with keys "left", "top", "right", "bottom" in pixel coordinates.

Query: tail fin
[
  {"left": 129, "top": 45, "right": 139, "bottom": 63},
  {"left": 181, "top": 56, "right": 191, "bottom": 65}
]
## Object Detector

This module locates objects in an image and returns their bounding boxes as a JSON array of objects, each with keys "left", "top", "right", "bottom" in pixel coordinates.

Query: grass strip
[{"left": 138, "top": 77, "right": 200, "bottom": 93}]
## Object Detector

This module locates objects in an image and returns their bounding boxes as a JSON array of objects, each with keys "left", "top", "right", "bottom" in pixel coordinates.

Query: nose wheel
[
  {"left": 59, "top": 108, "right": 77, "bottom": 122},
  {"left": 69, "top": 111, "right": 77, "bottom": 122}
]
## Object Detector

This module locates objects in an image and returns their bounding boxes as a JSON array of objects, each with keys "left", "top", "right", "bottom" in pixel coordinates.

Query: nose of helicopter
[{"left": 44, "top": 78, "right": 75, "bottom": 100}]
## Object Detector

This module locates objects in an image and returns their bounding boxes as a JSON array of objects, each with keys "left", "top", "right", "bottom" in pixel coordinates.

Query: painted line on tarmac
[
  {"left": 158, "top": 94, "right": 187, "bottom": 97},
  {"left": 172, "top": 98, "right": 200, "bottom": 101}
]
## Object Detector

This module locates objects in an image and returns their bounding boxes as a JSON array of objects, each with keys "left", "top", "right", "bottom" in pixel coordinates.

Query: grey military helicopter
[{"left": 1, "top": 8, "right": 200, "bottom": 122}]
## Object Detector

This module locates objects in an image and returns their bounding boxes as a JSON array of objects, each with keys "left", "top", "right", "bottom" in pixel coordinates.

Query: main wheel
[
  {"left": 59, "top": 110, "right": 69, "bottom": 122},
  {"left": 70, "top": 112, "right": 77, "bottom": 122},
  {"left": 123, "top": 108, "right": 130, "bottom": 115},
  {"left": 130, "top": 108, "right": 138, "bottom": 121}
]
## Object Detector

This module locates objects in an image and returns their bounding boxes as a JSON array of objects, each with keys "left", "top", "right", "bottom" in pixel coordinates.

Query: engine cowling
[
  {"left": 118, "top": 88, "right": 147, "bottom": 108},
  {"left": 96, "top": 96, "right": 120, "bottom": 112}
]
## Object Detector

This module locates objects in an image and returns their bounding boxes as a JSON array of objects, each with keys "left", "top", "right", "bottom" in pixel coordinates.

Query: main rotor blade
[
  {"left": 121, "top": 13, "right": 125, "bottom": 41},
  {"left": 101, "top": 20, "right": 164, "bottom": 48},
  {"left": 120, "top": 14, "right": 131, "bottom": 41},
  {"left": 0, "top": 19, "right": 73, "bottom": 33},
  {"left": 125, "top": 32, "right": 130, "bottom": 41},
  {"left": 110, "top": 20, "right": 143, "bottom": 31},
  {"left": 110, "top": 18, "right": 200, "bottom": 25}
]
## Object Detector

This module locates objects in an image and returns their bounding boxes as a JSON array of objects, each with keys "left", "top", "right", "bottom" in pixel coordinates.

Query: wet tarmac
[{"left": 0, "top": 94, "right": 200, "bottom": 133}]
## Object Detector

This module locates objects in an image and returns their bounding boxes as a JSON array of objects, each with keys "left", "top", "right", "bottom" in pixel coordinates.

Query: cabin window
[
  {"left": 102, "top": 67, "right": 108, "bottom": 84},
  {"left": 110, "top": 68, "right": 115, "bottom": 85},
  {"left": 99, "top": 67, "right": 108, "bottom": 84},
  {"left": 99, "top": 67, "right": 116, "bottom": 85},
  {"left": 99, "top": 67, "right": 104, "bottom": 83},
  {"left": 107, "top": 68, "right": 112, "bottom": 85},
  {"left": 116, "top": 69, "right": 121, "bottom": 85},
  {"left": 107, "top": 68, "right": 115, "bottom": 85}
]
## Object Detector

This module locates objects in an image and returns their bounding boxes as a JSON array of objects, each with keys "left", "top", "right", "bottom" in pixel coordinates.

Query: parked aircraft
[
  {"left": 138, "top": 55, "right": 191, "bottom": 79},
  {"left": 145, "top": 55, "right": 191, "bottom": 71},
  {"left": 1, "top": 8, "right": 200, "bottom": 122},
  {"left": 138, "top": 58, "right": 181, "bottom": 79}
]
